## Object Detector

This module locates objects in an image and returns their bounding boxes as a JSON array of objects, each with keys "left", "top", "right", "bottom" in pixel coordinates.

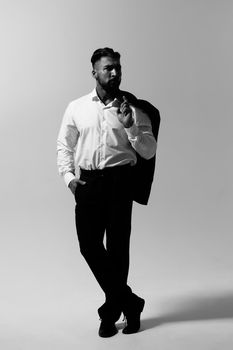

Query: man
[{"left": 57, "top": 48, "right": 159, "bottom": 337}]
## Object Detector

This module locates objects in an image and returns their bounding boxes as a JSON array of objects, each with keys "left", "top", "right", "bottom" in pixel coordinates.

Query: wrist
[
  {"left": 124, "top": 118, "right": 134, "bottom": 128},
  {"left": 125, "top": 122, "right": 139, "bottom": 138},
  {"left": 64, "top": 172, "right": 76, "bottom": 187}
]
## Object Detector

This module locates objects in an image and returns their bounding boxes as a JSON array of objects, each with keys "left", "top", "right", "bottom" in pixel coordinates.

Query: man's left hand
[{"left": 117, "top": 96, "right": 134, "bottom": 128}]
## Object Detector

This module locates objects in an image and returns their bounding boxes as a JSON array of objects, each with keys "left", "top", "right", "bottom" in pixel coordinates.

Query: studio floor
[{"left": 1, "top": 275, "right": 233, "bottom": 350}]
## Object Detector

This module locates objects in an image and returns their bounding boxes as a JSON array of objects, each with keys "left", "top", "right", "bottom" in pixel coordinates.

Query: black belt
[{"left": 80, "top": 164, "right": 132, "bottom": 177}]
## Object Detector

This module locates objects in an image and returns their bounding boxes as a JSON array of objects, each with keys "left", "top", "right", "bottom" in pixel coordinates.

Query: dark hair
[{"left": 91, "top": 47, "right": 121, "bottom": 67}]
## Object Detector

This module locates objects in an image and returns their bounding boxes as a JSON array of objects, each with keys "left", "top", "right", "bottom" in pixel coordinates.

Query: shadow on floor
[{"left": 141, "top": 291, "right": 233, "bottom": 331}]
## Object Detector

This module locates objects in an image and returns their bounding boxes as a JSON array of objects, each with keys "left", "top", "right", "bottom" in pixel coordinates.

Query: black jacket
[{"left": 119, "top": 91, "right": 160, "bottom": 205}]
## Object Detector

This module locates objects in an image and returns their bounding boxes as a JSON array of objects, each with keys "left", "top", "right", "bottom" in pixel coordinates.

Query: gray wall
[{"left": 1, "top": 0, "right": 232, "bottom": 331}]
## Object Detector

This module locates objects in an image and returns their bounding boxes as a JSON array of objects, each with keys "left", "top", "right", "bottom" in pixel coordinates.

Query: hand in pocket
[{"left": 68, "top": 178, "right": 86, "bottom": 195}]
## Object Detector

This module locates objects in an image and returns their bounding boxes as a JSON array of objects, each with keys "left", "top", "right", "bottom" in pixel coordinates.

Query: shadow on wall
[{"left": 141, "top": 291, "right": 233, "bottom": 331}]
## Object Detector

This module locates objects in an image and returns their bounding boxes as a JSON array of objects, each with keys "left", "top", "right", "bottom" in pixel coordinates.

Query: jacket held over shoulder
[{"left": 121, "top": 91, "right": 160, "bottom": 205}]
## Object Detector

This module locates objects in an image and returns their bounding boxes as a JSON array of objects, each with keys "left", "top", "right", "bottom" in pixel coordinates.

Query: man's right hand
[{"left": 68, "top": 178, "right": 86, "bottom": 195}]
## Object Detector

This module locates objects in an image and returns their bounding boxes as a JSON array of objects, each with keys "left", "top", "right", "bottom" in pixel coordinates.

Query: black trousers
[{"left": 75, "top": 165, "right": 135, "bottom": 319}]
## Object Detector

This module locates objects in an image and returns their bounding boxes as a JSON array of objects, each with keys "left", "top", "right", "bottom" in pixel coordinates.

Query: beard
[{"left": 96, "top": 76, "right": 121, "bottom": 94}]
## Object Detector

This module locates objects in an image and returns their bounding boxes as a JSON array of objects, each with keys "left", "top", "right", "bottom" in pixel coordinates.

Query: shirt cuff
[
  {"left": 125, "top": 122, "right": 140, "bottom": 139},
  {"left": 64, "top": 172, "right": 76, "bottom": 187}
]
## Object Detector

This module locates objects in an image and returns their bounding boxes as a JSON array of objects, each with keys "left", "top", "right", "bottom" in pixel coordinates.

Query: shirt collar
[
  {"left": 90, "top": 88, "right": 120, "bottom": 108},
  {"left": 91, "top": 88, "right": 99, "bottom": 102}
]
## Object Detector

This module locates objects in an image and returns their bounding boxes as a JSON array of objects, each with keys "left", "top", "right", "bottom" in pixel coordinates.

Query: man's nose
[{"left": 111, "top": 68, "right": 117, "bottom": 77}]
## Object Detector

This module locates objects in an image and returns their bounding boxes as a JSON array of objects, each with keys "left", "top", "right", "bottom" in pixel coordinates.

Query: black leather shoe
[
  {"left": 98, "top": 320, "right": 118, "bottom": 337},
  {"left": 122, "top": 297, "right": 145, "bottom": 334}
]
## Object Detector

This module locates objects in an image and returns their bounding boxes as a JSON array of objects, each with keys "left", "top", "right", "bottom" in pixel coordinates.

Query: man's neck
[{"left": 96, "top": 85, "right": 119, "bottom": 105}]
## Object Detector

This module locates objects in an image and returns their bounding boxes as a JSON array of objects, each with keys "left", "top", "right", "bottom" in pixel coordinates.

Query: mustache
[{"left": 109, "top": 78, "right": 120, "bottom": 82}]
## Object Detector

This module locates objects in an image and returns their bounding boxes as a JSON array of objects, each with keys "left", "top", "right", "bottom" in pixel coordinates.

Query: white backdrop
[{"left": 0, "top": 1, "right": 233, "bottom": 349}]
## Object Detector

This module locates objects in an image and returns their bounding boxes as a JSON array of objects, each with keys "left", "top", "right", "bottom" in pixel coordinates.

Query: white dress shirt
[{"left": 57, "top": 89, "right": 157, "bottom": 186}]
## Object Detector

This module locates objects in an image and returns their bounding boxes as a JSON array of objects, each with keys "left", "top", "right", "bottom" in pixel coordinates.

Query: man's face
[{"left": 93, "top": 56, "right": 122, "bottom": 93}]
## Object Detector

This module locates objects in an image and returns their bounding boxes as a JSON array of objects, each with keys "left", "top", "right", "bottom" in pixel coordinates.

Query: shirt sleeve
[
  {"left": 125, "top": 106, "right": 157, "bottom": 159},
  {"left": 57, "top": 102, "right": 79, "bottom": 186}
]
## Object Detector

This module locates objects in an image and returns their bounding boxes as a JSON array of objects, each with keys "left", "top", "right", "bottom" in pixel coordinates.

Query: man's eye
[{"left": 103, "top": 65, "right": 121, "bottom": 72}]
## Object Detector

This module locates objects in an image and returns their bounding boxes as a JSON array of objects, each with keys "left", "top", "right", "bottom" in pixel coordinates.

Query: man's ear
[{"left": 92, "top": 69, "right": 97, "bottom": 79}]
